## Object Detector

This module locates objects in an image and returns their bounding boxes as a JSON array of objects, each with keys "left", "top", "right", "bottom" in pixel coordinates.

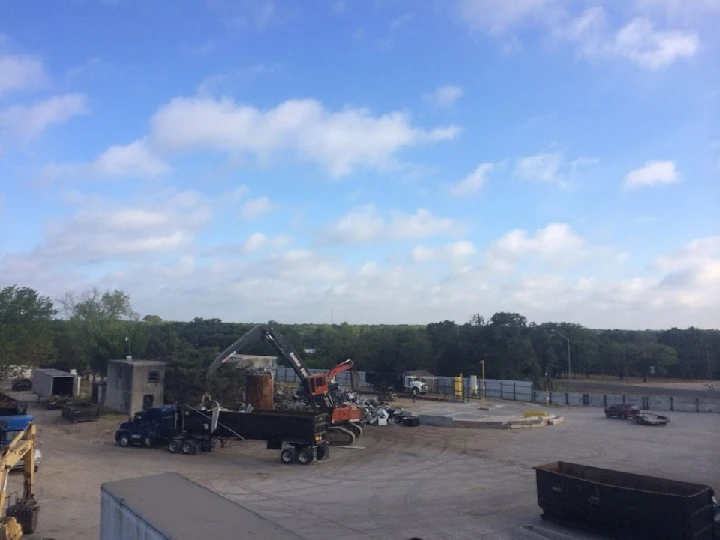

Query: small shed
[{"left": 105, "top": 358, "right": 167, "bottom": 416}]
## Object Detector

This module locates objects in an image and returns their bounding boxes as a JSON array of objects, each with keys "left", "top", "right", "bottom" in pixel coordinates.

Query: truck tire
[
  {"left": 297, "top": 447, "right": 313, "bottom": 465},
  {"left": 118, "top": 435, "right": 130, "bottom": 448},
  {"left": 181, "top": 440, "right": 197, "bottom": 455},
  {"left": 143, "top": 437, "right": 153, "bottom": 448},
  {"left": 168, "top": 440, "right": 181, "bottom": 454},
  {"left": 316, "top": 444, "right": 329, "bottom": 460},
  {"left": 280, "top": 448, "right": 295, "bottom": 464}
]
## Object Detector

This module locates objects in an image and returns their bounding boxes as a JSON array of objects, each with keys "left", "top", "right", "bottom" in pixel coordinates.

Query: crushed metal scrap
[{"left": 274, "top": 385, "right": 417, "bottom": 427}]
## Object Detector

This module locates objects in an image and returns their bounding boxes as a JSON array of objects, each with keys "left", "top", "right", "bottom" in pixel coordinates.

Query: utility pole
[{"left": 550, "top": 329, "right": 572, "bottom": 379}]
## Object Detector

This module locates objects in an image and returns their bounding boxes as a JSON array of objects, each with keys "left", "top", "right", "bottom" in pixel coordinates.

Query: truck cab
[
  {"left": 0, "top": 415, "right": 42, "bottom": 471},
  {"left": 115, "top": 405, "right": 178, "bottom": 448},
  {"left": 404, "top": 376, "right": 428, "bottom": 396}
]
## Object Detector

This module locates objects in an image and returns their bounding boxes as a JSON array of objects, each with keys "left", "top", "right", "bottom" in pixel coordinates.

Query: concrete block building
[{"left": 105, "top": 358, "right": 167, "bottom": 416}]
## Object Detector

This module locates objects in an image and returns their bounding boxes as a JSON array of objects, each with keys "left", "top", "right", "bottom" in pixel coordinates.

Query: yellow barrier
[{"left": 524, "top": 411, "right": 547, "bottom": 418}]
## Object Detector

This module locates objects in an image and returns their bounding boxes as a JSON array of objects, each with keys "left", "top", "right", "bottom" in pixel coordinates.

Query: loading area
[{"left": 11, "top": 389, "right": 719, "bottom": 540}]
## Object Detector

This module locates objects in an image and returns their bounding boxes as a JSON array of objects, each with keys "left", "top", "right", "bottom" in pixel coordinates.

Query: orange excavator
[
  {"left": 207, "top": 325, "right": 363, "bottom": 445},
  {"left": 327, "top": 359, "right": 360, "bottom": 394}
]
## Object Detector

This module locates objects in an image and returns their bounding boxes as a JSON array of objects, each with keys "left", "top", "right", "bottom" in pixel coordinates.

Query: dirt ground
[{"left": 9, "top": 393, "right": 720, "bottom": 540}]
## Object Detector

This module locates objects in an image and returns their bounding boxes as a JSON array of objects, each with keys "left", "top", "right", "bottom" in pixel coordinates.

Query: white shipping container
[{"left": 100, "top": 473, "right": 302, "bottom": 540}]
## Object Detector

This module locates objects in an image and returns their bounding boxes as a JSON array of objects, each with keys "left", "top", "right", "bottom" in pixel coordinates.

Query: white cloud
[
  {"left": 457, "top": 0, "right": 561, "bottom": 35},
  {"left": 240, "top": 196, "right": 274, "bottom": 220},
  {"left": 240, "top": 232, "right": 291, "bottom": 253},
  {"left": 457, "top": 1, "right": 700, "bottom": 70},
  {"left": 515, "top": 152, "right": 563, "bottom": 183},
  {"left": 320, "top": 205, "right": 458, "bottom": 244},
  {"left": 0, "top": 52, "right": 46, "bottom": 95},
  {"left": 148, "top": 96, "right": 460, "bottom": 178},
  {"left": 624, "top": 160, "right": 679, "bottom": 188},
  {"left": 2, "top": 211, "right": 718, "bottom": 327},
  {"left": 486, "top": 223, "right": 586, "bottom": 270},
  {"left": 411, "top": 240, "right": 477, "bottom": 263},
  {"left": 0, "top": 93, "right": 87, "bottom": 141},
  {"left": 449, "top": 163, "right": 493, "bottom": 196},
  {"left": 0, "top": 191, "right": 211, "bottom": 272},
  {"left": 424, "top": 85, "right": 464, "bottom": 108},
  {"left": 42, "top": 138, "right": 170, "bottom": 180}
]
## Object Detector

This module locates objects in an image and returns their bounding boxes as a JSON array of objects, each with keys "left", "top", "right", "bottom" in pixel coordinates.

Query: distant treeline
[{"left": 1, "top": 285, "right": 718, "bottom": 404}]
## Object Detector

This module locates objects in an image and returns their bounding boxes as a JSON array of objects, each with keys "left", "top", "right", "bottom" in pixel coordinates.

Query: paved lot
[{"left": 9, "top": 393, "right": 720, "bottom": 540}]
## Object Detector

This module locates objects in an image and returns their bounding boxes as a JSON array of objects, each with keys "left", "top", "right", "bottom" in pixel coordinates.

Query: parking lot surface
[{"left": 11, "top": 393, "right": 720, "bottom": 540}]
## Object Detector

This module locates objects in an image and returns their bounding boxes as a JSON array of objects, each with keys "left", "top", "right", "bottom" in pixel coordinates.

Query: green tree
[
  {"left": 58, "top": 288, "right": 144, "bottom": 376},
  {"left": 0, "top": 285, "right": 57, "bottom": 375}
]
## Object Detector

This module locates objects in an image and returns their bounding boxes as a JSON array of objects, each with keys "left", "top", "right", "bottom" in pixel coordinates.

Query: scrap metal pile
[{"left": 274, "top": 385, "right": 417, "bottom": 427}]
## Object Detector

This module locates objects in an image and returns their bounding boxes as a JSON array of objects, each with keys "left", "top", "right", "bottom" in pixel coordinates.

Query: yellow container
[{"left": 453, "top": 376, "right": 463, "bottom": 398}]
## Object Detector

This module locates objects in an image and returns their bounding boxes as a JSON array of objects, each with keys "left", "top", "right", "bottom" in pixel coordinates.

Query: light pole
[
  {"left": 551, "top": 329, "right": 572, "bottom": 379},
  {"left": 480, "top": 359, "right": 487, "bottom": 405}
]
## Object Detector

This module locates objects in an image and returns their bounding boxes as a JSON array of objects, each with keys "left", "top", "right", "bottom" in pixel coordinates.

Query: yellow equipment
[{"left": 0, "top": 423, "right": 38, "bottom": 539}]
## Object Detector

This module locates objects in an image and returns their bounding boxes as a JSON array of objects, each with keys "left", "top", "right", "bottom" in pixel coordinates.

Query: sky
[{"left": 0, "top": 0, "right": 718, "bottom": 329}]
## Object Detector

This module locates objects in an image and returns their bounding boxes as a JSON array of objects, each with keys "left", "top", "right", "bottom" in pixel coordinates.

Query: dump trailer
[
  {"left": 0, "top": 392, "right": 28, "bottom": 416},
  {"left": 115, "top": 404, "right": 330, "bottom": 465},
  {"left": 32, "top": 368, "right": 76, "bottom": 409},
  {"left": 534, "top": 461, "right": 718, "bottom": 539},
  {"left": 61, "top": 402, "right": 100, "bottom": 423}
]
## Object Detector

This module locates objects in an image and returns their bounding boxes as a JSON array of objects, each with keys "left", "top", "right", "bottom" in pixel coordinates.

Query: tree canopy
[{"left": 1, "top": 285, "right": 718, "bottom": 403}]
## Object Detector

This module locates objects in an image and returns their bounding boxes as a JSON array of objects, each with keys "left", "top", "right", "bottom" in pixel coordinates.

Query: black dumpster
[{"left": 534, "top": 461, "right": 716, "bottom": 539}]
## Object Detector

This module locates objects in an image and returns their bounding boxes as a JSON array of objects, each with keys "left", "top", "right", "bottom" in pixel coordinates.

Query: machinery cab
[
  {"left": 0, "top": 415, "right": 42, "bottom": 471},
  {"left": 306, "top": 374, "right": 330, "bottom": 396}
]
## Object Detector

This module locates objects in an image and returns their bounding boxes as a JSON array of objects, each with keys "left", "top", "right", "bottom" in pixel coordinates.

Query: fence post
[
  {"left": 670, "top": 397, "right": 674, "bottom": 411},
  {"left": 513, "top": 383, "right": 516, "bottom": 401},
  {"left": 565, "top": 392, "right": 569, "bottom": 405},
  {"left": 603, "top": 394, "right": 607, "bottom": 408},
  {"left": 696, "top": 398, "right": 700, "bottom": 413}
]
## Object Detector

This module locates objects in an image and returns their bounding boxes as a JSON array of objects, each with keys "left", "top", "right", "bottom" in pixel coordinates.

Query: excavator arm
[
  {"left": 207, "top": 324, "right": 310, "bottom": 381},
  {"left": 327, "top": 359, "right": 360, "bottom": 391},
  {"left": 0, "top": 422, "right": 37, "bottom": 538}
]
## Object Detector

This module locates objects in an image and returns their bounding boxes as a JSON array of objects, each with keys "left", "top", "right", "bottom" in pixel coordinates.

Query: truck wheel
[
  {"left": 168, "top": 440, "right": 181, "bottom": 454},
  {"left": 280, "top": 448, "right": 295, "bottom": 464},
  {"left": 118, "top": 435, "right": 130, "bottom": 448},
  {"left": 316, "top": 444, "right": 329, "bottom": 460},
  {"left": 143, "top": 437, "right": 153, "bottom": 448},
  {"left": 297, "top": 447, "right": 313, "bottom": 465},
  {"left": 181, "top": 440, "right": 197, "bottom": 455}
]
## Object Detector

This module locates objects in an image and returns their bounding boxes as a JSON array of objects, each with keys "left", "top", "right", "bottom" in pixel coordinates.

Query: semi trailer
[{"left": 115, "top": 403, "right": 330, "bottom": 465}]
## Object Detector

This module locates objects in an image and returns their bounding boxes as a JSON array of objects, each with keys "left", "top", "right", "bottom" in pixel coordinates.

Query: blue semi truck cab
[
  {"left": 115, "top": 405, "right": 180, "bottom": 448},
  {"left": 0, "top": 415, "right": 42, "bottom": 471}
]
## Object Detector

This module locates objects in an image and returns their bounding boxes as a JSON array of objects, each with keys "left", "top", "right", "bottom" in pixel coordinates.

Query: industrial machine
[
  {"left": 327, "top": 359, "right": 360, "bottom": 394},
  {"left": 0, "top": 422, "right": 39, "bottom": 539},
  {"left": 207, "top": 325, "right": 363, "bottom": 444}
]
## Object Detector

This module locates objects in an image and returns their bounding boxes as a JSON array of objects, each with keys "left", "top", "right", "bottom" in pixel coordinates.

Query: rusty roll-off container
[{"left": 245, "top": 371, "right": 274, "bottom": 410}]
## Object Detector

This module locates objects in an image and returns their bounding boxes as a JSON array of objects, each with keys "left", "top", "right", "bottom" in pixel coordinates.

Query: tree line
[{"left": 1, "top": 285, "right": 718, "bottom": 403}]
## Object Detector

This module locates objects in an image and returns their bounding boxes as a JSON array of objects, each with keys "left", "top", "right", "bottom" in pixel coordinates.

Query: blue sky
[{"left": 0, "top": 0, "right": 718, "bottom": 328}]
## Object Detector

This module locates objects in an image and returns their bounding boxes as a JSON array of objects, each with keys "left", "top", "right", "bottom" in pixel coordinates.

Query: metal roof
[
  {"left": 108, "top": 359, "right": 168, "bottom": 366},
  {"left": 34, "top": 368, "right": 74, "bottom": 377},
  {"left": 101, "top": 472, "right": 302, "bottom": 540}
]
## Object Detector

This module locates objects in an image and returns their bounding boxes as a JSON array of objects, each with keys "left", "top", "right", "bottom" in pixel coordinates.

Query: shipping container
[
  {"left": 534, "top": 461, "right": 717, "bottom": 539},
  {"left": 100, "top": 472, "right": 302, "bottom": 540}
]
